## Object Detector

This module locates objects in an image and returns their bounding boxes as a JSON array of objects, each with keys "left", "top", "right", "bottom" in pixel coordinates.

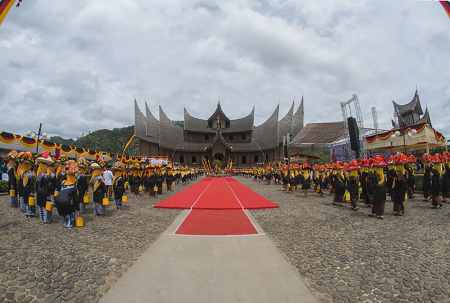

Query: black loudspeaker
[
  {"left": 284, "top": 145, "right": 289, "bottom": 159},
  {"left": 347, "top": 117, "right": 360, "bottom": 152}
]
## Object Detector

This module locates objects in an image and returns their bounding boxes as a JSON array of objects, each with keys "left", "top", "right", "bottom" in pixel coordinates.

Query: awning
[{"left": 365, "top": 122, "right": 446, "bottom": 154}]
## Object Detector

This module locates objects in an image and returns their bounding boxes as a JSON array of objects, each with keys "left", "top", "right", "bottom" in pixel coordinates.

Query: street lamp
[{"left": 26, "top": 123, "right": 51, "bottom": 154}]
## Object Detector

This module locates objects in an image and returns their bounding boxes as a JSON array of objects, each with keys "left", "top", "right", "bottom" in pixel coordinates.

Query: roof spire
[{"left": 218, "top": 96, "right": 220, "bottom": 106}]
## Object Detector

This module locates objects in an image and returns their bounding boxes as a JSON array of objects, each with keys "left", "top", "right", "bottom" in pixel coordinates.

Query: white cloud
[{"left": 0, "top": 0, "right": 448, "bottom": 142}]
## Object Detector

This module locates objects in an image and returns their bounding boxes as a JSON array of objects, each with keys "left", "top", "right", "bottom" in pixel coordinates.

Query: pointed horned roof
[
  {"left": 392, "top": 90, "right": 423, "bottom": 116},
  {"left": 207, "top": 102, "right": 230, "bottom": 124},
  {"left": 417, "top": 107, "right": 432, "bottom": 127}
]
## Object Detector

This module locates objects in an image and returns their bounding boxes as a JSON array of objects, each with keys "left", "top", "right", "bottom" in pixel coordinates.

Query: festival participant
[
  {"left": 5, "top": 150, "right": 18, "bottom": 207},
  {"left": 174, "top": 167, "right": 181, "bottom": 184},
  {"left": 54, "top": 161, "right": 81, "bottom": 228},
  {"left": 332, "top": 162, "right": 345, "bottom": 206},
  {"left": 147, "top": 164, "right": 156, "bottom": 198},
  {"left": 142, "top": 166, "right": 150, "bottom": 194},
  {"left": 406, "top": 155, "right": 416, "bottom": 199},
  {"left": 128, "top": 165, "right": 135, "bottom": 194},
  {"left": 265, "top": 167, "right": 273, "bottom": 185},
  {"left": 359, "top": 159, "right": 368, "bottom": 202},
  {"left": 386, "top": 156, "right": 396, "bottom": 200},
  {"left": 165, "top": 164, "right": 174, "bottom": 192},
  {"left": 365, "top": 160, "right": 375, "bottom": 207},
  {"left": 76, "top": 157, "right": 90, "bottom": 214},
  {"left": 155, "top": 164, "right": 164, "bottom": 194},
  {"left": 324, "top": 164, "right": 332, "bottom": 195},
  {"left": 442, "top": 158, "right": 450, "bottom": 203},
  {"left": 318, "top": 165, "right": 326, "bottom": 197},
  {"left": 346, "top": 160, "right": 360, "bottom": 211},
  {"left": 132, "top": 164, "right": 142, "bottom": 197},
  {"left": 47, "top": 157, "right": 57, "bottom": 208},
  {"left": 35, "top": 152, "right": 52, "bottom": 224},
  {"left": 56, "top": 155, "right": 69, "bottom": 191},
  {"left": 274, "top": 168, "right": 280, "bottom": 185},
  {"left": 368, "top": 155, "right": 387, "bottom": 219},
  {"left": 301, "top": 163, "right": 312, "bottom": 198},
  {"left": 421, "top": 153, "right": 432, "bottom": 201},
  {"left": 103, "top": 165, "right": 114, "bottom": 200},
  {"left": 280, "top": 165, "right": 288, "bottom": 191},
  {"left": 180, "top": 167, "right": 187, "bottom": 185},
  {"left": 430, "top": 154, "right": 443, "bottom": 209},
  {"left": 313, "top": 164, "right": 321, "bottom": 194},
  {"left": 112, "top": 162, "right": 126, "bottom": 211},
  {"left": 391, "top": 153, "right": 408, "bottom": 216},
  {"left": 18, "top": 152, "right": 35, "bottom": 218},
  {"left": 91, "top": 159, "right": 107, "bottom": 217}
]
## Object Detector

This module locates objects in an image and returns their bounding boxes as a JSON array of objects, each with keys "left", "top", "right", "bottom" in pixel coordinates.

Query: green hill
[{"left": 53, "top": 126, "right": 140, "bottom": 157}]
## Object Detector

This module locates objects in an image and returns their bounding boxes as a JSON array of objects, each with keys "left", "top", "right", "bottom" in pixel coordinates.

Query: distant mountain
[
  {"left": 50, "top": 136, "right": 76, "bottom": 146},
  {"left": 52, "top": 126, "right": 140, "bottom": 157}
]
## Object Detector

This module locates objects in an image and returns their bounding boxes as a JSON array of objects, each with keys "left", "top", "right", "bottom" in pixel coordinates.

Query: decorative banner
[
  {"left": 120, "top": 134, "right": 135, "bottom": 162},
  {"left": 0, "top": 130, "right": 112, "bottom": 159},
  {"left": 0, "top": 0, "right": 16, "bottom": 27},
  {"left": 441, "top": 1, "right": 450, "bottom": 18},
  {"left": 365, "top": 122, "right": 443, "bottom": 143}
]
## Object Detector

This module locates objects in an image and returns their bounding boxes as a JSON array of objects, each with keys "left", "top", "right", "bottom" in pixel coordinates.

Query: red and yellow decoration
[
  {"left": 441, "top": 1, "right": 450, "bottom": 18},
  {"left": 0, "top": 130, "right": 112, "bottom": 159}
]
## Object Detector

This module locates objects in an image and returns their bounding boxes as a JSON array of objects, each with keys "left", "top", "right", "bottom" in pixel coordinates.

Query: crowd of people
[
  {"left": 235, "top": 152, "right": 450, "bottom": 220},
  {"left": 5, "top": 148, "right": 449, "bottom": 226},
  {"left": 5, "top": 150, "right": 201, "bottom": 229}
]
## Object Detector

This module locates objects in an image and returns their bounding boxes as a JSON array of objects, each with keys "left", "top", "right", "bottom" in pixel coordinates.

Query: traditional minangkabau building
[
  {"left": 134, "top": 99, "right": 304, "bottom": 167},
  {"left": 392, "top": 89, "right": 432, "bottom": 128}
]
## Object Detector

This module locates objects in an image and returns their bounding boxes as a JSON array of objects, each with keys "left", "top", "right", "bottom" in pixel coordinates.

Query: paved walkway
[{"left": 100, "top": 209, "right": 319, "bottom": 303}]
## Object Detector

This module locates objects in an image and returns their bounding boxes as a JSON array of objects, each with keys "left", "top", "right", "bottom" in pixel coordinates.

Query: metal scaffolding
[{"left": 340, "top": 94, "right": 368, "bottom": 160}]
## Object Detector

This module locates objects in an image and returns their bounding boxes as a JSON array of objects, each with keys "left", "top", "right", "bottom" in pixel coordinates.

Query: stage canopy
[
  {"left": 365, "top": 122, "right": 446, "bottom": 154},
  {"left": 289, "top": 122, "right": 348, "bottom": 148}
]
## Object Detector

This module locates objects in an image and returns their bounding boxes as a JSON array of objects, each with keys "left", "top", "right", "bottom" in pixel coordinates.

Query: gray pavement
[{"left": 101, "top": 209, "right": 319, "bottom": 303}]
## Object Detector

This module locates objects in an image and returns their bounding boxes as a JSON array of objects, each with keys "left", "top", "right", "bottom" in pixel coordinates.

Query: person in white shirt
[{"left": 103, "top": 165, "right": 114, "bottom": 200}]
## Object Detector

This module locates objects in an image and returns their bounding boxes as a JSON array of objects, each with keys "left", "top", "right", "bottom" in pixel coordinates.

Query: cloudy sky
[{"left": 0, "top": 0, "right": 449, "bottom": 141}]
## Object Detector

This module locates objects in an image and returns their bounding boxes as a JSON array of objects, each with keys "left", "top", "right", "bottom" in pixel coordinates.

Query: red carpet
[
  {"left": 175, "top": 209, "right": 258, "bottom": 235},
  {"left": 154, "top": 177, "right": 278, "bottom": 210},
  {"left": 155, "top": 177, "right": 278, "bottom": 235},
  {"left": 153, "top": 179, "right": 212, "bottom": 209}
]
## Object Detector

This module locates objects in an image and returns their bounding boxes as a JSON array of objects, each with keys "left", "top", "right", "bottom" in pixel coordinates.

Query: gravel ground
[
  {"left": 0, "top": 178, "right": 201, "bottom": 303},
  {"left": 3, "top": 175, "right": 450, "bottom": 303},
  {"left": 241, "top": 176, "right": 450, "bottom": 303}
]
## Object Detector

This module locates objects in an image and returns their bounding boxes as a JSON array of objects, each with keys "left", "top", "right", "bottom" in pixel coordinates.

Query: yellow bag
[
  {"left": 122, "top": 195, "right": 127, "bottom": 202},
  {"left": 54, "top": 190, "right": 59, "bottom": 196},
  {"left": 139, "top": 186, "right": 143, "bottom": 191},
  {"left": 28, "top": 196, "right": 35, "bottom": 206},
  {"left": 102, "top": 198, "right": 109, "bottom": 205},
  {"left": 172, "top": 182, "right": 175, "bottom": 186},
  {"left": 76, "top": 217, "right": 84, "bottom": 227},
  {"left": 45, "top": 201, "right": 54, "bottom": 212},
  {"left": 9, "top": 189, "right": 15, "bottom": 197},
  {"left": 162, "top": 183, "right": 166, "bottom": 189},
  {"left": 124, "top": 181, "right": 129, "bottom": 189},
  {"left": 345, "top": 191, "right": 350, "bottom": 201},
  {"left": 83, "top": 195, "right": 89, "bottom": 203},
  {"left": 405, "top": 193, "right": 408, "bottom": 200},
  {"left": 358, "top": 187, "right": 362, "bottom": 193},
  {"left": 154, "top": 186, "right": 158, "bottom": 191},
  {"left": 316, "top": 186, "right": 321, "bottom": 193},
  {"left": 86, "top": 191, "right": 90, "bottom": 198}
]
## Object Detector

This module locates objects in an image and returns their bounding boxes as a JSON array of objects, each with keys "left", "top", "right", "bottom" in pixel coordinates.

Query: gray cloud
[{"left": 0, "top": 0, "right": 448, "bottom": 141}]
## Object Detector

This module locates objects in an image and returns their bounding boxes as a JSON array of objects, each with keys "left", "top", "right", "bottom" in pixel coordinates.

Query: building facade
[
  {"left": 392, "top": 89, "right": 432, "bottom": 128},
  {"left": 134, "top": 99, "right": 304, "bottom": 167}
]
